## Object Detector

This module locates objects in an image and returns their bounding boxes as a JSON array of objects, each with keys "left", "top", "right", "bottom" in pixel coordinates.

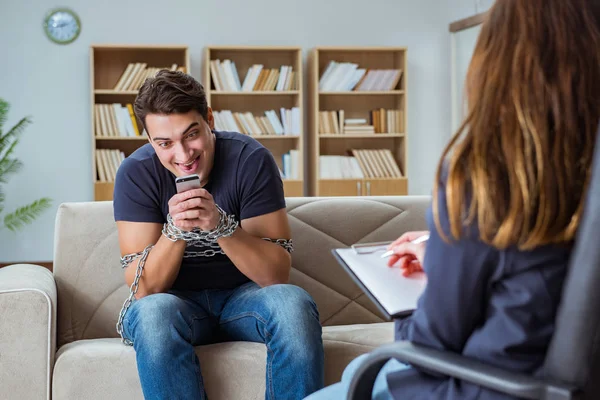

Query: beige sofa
[{"left": 0, "top": 196, "right": 430, "bottom": 400}]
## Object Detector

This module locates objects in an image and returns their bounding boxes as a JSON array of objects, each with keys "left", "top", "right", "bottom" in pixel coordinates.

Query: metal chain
[
  {"left": 162, "top": 204, "right": 239, "bottom": 243},
  {"left": 116, "top": 244, "right": 153, "bottom": 346},
  {"left": 262, "top": 238, "right": 294, "bottom": 253}
]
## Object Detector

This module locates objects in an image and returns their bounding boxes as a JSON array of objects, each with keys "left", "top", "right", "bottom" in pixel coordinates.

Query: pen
[{"left": 380, "top": 234, "right": 430, "bottom": 258}]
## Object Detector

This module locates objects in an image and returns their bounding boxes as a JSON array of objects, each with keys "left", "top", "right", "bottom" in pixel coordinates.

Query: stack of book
[
  {"left": 281, "top": 149, "right": 300, "bottom": 179},
  {"left": 319, "top": 109, "right": 403, "bottom": 134},
  {"left": 370, "top": 109, "right": 404, "bottom": 133},
  {"left": 351, "top": 149, "right": 403, "bottom": 178},
  {"left": 112, "top": 63, "right": 185, "bottom": 91},
  {"left": 343, "top": 119, "right": 375, "bottom": 135},
  {"left": 319, "top": 149, "right": 403, "bottom": 179},
  {"left": 94, "top": 103, "right": 141, "bottom": 137},
  {"left": 210, "top": 59, "right": 296, "bottom": 92},
  {"left": 319, "top": 61, "right": 403, "bottom": 92},
  {"left": 95, "top": 149, "right": 125, "bottom": 182},
  {"left": 213, "top": 108, "right": 300, "bottom": 136}
]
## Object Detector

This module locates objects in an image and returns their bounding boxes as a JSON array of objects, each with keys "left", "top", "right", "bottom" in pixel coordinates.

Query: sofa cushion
[{"left": 52, "top": 322, "right": 394, "bottom": 400}]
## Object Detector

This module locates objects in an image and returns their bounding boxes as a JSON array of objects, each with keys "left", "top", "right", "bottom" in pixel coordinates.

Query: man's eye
[
  {"left": 187, "top": 131, "right": 198, "bottom": 139},
  {"left": 158, "top": 142, "right": 170, "bottom": 148}
]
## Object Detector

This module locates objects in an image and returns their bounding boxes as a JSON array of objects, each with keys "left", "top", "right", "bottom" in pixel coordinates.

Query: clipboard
[{"left": 332, "top": 245, "right": 427, "bottom": 320}]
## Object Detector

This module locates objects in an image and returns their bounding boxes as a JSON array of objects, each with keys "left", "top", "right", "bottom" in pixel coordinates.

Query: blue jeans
[
  {"left": 304, "top": 354, "right": 410, "bottom": 400},
  {"left": 122, "top": 281, "right": 324, "bottom": 399}
]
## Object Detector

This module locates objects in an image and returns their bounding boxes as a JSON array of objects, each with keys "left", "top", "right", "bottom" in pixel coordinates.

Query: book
[{"left": 332, "top": 245, "right": 427, "bottom": 319}]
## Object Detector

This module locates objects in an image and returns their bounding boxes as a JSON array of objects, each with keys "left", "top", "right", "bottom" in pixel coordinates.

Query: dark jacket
[{"left": 389, "top": 181, "right": 571, "bottom": 399}]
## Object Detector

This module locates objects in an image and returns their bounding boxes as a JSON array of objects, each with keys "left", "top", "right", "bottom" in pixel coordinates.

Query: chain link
[
  {"left": 162, "top": 204, "right": 238, "bottom": 243},
  {"left": 116, "top": 244, "right": 153, "bottom": 345},
  {"left": 262, "top": 238, "right": 294, "bottom": 253}
]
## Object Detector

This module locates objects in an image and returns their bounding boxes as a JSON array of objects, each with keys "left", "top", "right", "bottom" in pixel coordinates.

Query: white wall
[
  {"left": 448, "top": 0, "right": 494, "bottom": 23},
  {"left": 447, "top": 0, "right": 492, "bottom": 133},
  {"left": 0, "top": 0, "right": 452, "bottom": 262}
]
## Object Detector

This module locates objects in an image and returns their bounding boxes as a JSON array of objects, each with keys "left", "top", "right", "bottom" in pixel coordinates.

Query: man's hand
[
  {"left": 386, "top": 230, "right": 429, "bottom": 276},
  {"left": 168, "top": 188, "right": 220, "bottom": 232}
]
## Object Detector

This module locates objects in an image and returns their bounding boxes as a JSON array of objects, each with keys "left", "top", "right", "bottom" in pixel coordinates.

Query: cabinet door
[
  {"left": 283, "top": 180, "right": 303, "bottom": 197},
  {"left": 318, "top": 179, "right": 363, "bottom": 196},
  {"left": 364, "top": 178, "right": 408, "bottom": 196}
]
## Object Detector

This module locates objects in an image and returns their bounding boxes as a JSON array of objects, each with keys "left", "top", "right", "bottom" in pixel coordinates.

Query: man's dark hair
[{"left": 134, "top": 70, "right": 208, "bottom": 134}]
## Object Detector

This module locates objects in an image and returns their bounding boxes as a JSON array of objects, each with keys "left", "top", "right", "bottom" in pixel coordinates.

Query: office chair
[{"left": 348, "top": 125, "right": 600, "bottom": 400}]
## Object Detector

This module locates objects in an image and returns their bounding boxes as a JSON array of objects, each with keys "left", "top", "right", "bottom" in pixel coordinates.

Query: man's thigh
[
  {"left": 217, "top": 281, "right": 317, "bottom": 343},
  {"left": 123, "top": 290, "right": 217, "bottom": 346}
]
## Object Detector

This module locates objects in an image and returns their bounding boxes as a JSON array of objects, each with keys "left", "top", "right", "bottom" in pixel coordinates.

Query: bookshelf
[
  {"left": 309, "top": 47, "right": 408, "bottom": 197},
  {"left": 90, "top": 44, "right": 190, "bottom": 201},
  {"left": 203, "top": 46, "right": 304, "bottom": 197}
]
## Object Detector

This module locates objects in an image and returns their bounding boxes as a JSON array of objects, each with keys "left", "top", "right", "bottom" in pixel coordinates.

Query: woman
[{"left": 306, "top": 0, "right": 600, "bottom": 398}]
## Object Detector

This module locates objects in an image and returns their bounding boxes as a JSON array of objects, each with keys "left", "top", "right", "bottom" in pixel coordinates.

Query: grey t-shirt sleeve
[
  {"left": 238, "top": 146, "right": 286, "bottom": 221},
  {"left": 113, "top": 157, "right": 164, "bottom": 223}
]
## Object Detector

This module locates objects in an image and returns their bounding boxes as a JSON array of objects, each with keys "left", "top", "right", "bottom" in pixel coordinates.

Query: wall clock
[{"left": 43, "top": 8, "right": 81, "bottom": 45}]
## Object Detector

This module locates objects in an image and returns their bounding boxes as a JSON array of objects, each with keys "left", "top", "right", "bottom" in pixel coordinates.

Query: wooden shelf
[
  {"left": 318, "top": 178, "right": 407, "bottom": 197},
  {"left": 91, "top": 44, "right": 190, "bottom": 201},
  {"left": 250, "top": 135, "right": 300, "bottom": 139},
  {"left": 94, "top": 90, "right": 138, "bottom": 95},
  {"left": 319, "top": 133, "right": 405, "bottom": 138},
  {"left": 319, "top": 90, "right": 404, "bottom": 96},
  {"left": 95, "top": 136, "right": 148, "bottom": 140},
  {"left": 310, "top": 47, "right": 408, "bottom": 196},
  {"left": 210, "top": 90, "right": 299, "bottom": 96},
  {"left": 205, "top": 46, "right": 304, "bottom": 197}
]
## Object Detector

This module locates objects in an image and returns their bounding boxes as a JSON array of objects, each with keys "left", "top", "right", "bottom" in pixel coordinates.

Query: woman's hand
[{"left": 386, "top": 230, "right": 429, "bottom": 276}]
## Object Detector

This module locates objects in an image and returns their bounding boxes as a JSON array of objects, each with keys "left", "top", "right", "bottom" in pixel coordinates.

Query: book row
[
  {"left": 319, "top": 61, "right": 403, "bottom": 92},
  {"left": 319, "top": 109, "right": 404, "bottom": 134},
  {"left": 112, "top": 63, "right": 186, "bottom": 92},
  {"left": 320, "top": 149, "right": 403, "bottom": 179},
  {"left": 94, "top": 104, "right": 142, "bottom": 137},
  {"left": 95, "top": 149, "right": 125, "bottom": 182},
  {"left": 210, "top": 60, "right": 297, "bottom": 92},
  {"left": 213, "top": 108, "right": 300, "bottom": 136}
]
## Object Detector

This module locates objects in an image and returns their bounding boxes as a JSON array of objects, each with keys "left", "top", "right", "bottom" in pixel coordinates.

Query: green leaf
[
  {"left": 0, "top": 116, "right": 30, "bottom": 154},
  {"left": 0, "top": 186, "right": 4, "bottom": 215},
  {"left": 0, "top": 135, "right": 20, "bottom": 166},
  {"left": 0, "top": 158, "right": 22, "bottom": 183},
  {"left": 4, "top": 198, "right": 52, "bottom": 232},
  {"left": 0, "top": 98, "right": 8, "bottom": 135}
]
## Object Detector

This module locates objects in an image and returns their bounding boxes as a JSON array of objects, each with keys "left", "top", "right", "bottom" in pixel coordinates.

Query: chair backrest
[
  {"left": 53, "top": 195, "right": 430, "bottom": 348},
  {"left": 542, "top": 125, "right": 600, "bottom": 392}
]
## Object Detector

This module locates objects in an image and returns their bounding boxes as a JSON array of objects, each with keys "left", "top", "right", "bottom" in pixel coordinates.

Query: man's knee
[
  {"left": 263, "top": 284, "right": 319, "bottom": 320},
  {"left": 125, "top": 293, "right": 185, "bottom": 340},
  {"left": 261, "top": 284, "right": 322, "bottom": 345}
]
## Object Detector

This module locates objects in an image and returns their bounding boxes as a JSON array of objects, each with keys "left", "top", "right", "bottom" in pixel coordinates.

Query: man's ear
[{"left": 206, "top": 107, "right": 215, "bottom": 130}]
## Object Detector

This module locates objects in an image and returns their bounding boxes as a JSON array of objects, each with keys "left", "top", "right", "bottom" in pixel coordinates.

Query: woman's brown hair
[{"left": 436, "top": 0, "right": 600, "bottom": 250}]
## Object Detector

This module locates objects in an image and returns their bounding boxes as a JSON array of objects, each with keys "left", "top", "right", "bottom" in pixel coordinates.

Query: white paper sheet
[{"left": 335, "top": 247, "right": 427, "bottom": 317}]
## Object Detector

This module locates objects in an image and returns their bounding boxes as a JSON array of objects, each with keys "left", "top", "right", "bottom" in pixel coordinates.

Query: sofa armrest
[
  {"left": 0, "top": 264, "right": 57, "bottom": 400},
  {"left": 348, "top": 341, "right": 578, "bottom": 400}
]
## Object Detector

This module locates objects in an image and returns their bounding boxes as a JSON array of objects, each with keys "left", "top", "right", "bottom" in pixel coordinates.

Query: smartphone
[{"left": 175, "top": 174, "right": 202, "bottom": 193}]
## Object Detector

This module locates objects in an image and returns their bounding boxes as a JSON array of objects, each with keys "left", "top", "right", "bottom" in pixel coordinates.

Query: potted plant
[{"left": 0, "top": 98, "right": 51, "bottom": 231}]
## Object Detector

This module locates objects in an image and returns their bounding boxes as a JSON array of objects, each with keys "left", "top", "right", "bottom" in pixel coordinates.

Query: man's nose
[{"left": 175, "top": 143, "right": 193, "bottom": 160}]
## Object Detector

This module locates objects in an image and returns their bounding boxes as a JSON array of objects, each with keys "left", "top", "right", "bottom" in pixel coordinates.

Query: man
[{"left": 113, "top": 70, "right": 324, "bottom": 399}]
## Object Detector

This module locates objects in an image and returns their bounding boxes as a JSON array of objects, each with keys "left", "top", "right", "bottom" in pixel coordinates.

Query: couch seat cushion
[{"left": 52, "top": 322, "right": 394, "bottom": 400}]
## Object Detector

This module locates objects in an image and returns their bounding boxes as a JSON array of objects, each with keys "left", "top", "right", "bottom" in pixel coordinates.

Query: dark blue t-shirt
[{"left": 113, "top": 130, "right": 286, "bottom": 291}]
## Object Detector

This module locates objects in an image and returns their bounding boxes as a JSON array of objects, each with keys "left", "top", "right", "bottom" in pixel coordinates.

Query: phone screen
[{"left": 175, "top": 174, "right": 202, "bottom": 193}]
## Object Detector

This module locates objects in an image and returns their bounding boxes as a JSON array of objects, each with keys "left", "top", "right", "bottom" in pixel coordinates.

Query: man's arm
[
  {"left": 217, "top": 208, "right": 291, "bottom": 287},
  {"left": 117, "top": 221, "right": 186, "bottom": 299}
]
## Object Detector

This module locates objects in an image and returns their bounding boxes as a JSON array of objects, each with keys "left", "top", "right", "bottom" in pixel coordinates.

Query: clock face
[{"left": 44, "top": 8, "right": 81, "bottom": 44}]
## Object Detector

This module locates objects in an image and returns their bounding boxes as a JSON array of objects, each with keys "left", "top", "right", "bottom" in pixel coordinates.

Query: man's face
[{"left": 145, "top": 108, "right": 215, "bottom": 185}]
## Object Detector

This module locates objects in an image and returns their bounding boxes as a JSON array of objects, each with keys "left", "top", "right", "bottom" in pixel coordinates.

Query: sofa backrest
[{"left": 53, "top": 196, "right": 430, "bottom": 347}]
